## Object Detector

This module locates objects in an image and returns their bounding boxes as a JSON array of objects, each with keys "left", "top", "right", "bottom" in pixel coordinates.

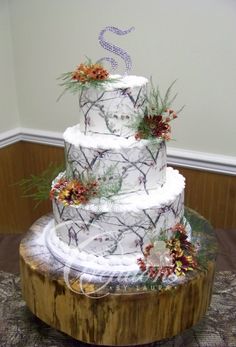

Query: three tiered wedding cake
[{"left": 47, "top": 62, "right": 196, "bottom": 281}]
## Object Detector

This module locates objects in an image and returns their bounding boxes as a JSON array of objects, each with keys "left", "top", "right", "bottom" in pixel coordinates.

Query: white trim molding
[
  {"left": 0, "top": 127, "right": 64, "bottom": 148},
  {"left": 0, "top": 127, "right": 22, "bottom": 148},
  {"left": 0, "top": 127, "right": 235, "bottom": 175},
  {"left": 20, "top": 127, "right": 64, "bottom": 147},
  {"left": 167, "top": 147, "right": 236, "bottom": 176}
]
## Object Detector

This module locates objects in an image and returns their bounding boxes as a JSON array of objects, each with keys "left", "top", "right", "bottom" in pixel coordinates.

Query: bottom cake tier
[{"left": 48, "top": 167, "right": 188, "bottom": 275}]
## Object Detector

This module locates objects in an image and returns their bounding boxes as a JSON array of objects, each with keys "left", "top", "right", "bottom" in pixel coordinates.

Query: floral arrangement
[
  {"left": 50, "top": 164, "right": 123, "bottom": 206},
  {"left": 134, "top": 80, "right": 183, "bottom": 141},
  {"left": 50, "top": 177, "right": 98, "bottom": 206},
  {"left": 135, "top": 110, "right": 177, "bottom": 141},
  {"left": 137, "top": 223, "right": 198, "bottom": 280},
  {"left": 57, "top": 59, "right": 117, "bottom": 99}
]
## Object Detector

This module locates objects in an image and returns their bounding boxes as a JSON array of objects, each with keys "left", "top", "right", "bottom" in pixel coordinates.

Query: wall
[
  {"left": 0, "top": 0, "right": 19, "bottom": 132},
  {"left": 8, "top": 0, "right": 236, "bottom": 156}
]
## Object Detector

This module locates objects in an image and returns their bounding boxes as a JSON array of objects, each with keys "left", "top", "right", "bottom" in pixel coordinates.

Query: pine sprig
[
  {"left": 146, "top": 79, "right": 183, "bottom": 116},
  {"left": 73, "top": 164, "right": 123, "bottom": 200},
  {"left": 18, "top": 163, "right": 64, "bottom": 207},
  {"left": 96, "top": 164, "right": 122, "bottom": 199},
  {"left": 98, "top": 176, "right": 122, "bottom": 199}
]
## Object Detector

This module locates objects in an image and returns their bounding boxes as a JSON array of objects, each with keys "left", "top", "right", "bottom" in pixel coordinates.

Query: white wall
[
  {"left": 0, "top": 0, "right": 19, "bottom": 132},
  {"left": 5, "top": 0, "right": 236, "bottom": 156}
]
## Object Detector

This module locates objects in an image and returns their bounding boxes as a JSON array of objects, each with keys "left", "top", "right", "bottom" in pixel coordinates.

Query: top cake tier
[{"left": 79, "top": 75, "right": 148, "bottom": 137}]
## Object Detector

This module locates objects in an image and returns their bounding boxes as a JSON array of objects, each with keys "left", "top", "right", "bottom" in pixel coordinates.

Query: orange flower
[{"left": 71, "top": 63, "right": 109, "bottom": 83}]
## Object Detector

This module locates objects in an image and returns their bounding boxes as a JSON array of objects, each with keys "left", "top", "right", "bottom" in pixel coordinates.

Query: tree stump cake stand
[{"left": 20, "top": 208, "right": 217, "bottom": 346}]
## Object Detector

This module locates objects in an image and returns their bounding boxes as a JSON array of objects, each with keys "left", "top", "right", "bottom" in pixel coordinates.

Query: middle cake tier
[{"left": 64, "top": 124, "right": 167, "bottom": 194}]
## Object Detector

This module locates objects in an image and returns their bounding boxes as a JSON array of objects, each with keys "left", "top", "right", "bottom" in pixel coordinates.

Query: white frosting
[
  {"left": 64, "top": 124, "right": 158, "bottom": 150},
  {"left": 103, "top": 75, "right": 148, "bottom": 91}
]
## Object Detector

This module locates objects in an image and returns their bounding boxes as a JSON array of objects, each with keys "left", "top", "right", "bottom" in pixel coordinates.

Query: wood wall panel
[
  {"left": 175, "top": 167, "right": 236, "bottom": 229},
  {"left": 0, "top": 142, "right": 29, "bottom": 234},
  {"left": 21, "top": 141, "right": 64, "bottom": 225},
  {"left": 0, "top": 141, "right": 64, "bottom": 234},
  {"left": 0, "top": 141, "right": 235, "bottom": 234}
]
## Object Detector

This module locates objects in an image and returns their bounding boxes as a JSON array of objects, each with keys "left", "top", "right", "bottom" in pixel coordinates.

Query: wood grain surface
[
  {"left": 0, "top": 141, "right": 235, "bottom": 234},
  {"left": 20, "top": 259, "right": 215, "bottom": 345}
]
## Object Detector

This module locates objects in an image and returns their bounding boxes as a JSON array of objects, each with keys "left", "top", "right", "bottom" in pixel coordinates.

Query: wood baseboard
[{"left": 0, "top": 141, "right": 235, "bottom": 234}]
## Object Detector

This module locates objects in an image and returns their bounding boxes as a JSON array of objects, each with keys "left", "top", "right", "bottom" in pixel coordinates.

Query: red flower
[
  {"left": 135, "top": 114, "right": 171, "bottom": 141},
  {"left": 135, "top": 106, "right": 178, "bottom": 141}
]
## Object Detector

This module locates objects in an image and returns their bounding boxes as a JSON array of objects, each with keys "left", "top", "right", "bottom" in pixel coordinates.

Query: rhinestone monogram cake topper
[{"left": 98, "top": 26, "right": 135, "bottom": 74}]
